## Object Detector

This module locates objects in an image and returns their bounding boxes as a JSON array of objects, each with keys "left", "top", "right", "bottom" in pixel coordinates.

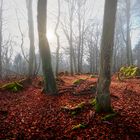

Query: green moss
[
  {"left": 71, "top": 102, "right": 85, "bottom": 115},
  {"left": 118, "top": 65, "right": 140, "bottom": 80},
  {"left": 1, "top": 82, "right": 23, "bottom": 92},
  {"left": 61, "top": 102, "right": 85, "bottom": 112},
  {"left": 101, "top": 113, "right": 117, "bottom": 121},
  {"left": 77, "top": 102, "right": 85, "bottom": 109},
  {"left": 71, "top": 111, "right": 77, "bottom": 115},
  {"left": 90, "top": 75, "right": 95, "bottom": 78},
  {"left": 12, "top": 86, "right": 18, "bottom": 92},
  {"left": 95, "top": 102, "right": 114, "bottom": 113},
  {"left": 95, "top": 101, "right": 102, "bottom": 113},
  {"left": 73, "top": 79, "right": 85, "bottom": 85},
  {"left": 72, "top": 124, "right": 86, "bottom": 130},
  {"left": 15, "top": 82, "right": 23, "bottom": 89},
  {"left": 90, "top": 98, "right": 96, "bottom": 106},
  {"left": 61, "top": 102, "right": 85, "bottom": 116}
]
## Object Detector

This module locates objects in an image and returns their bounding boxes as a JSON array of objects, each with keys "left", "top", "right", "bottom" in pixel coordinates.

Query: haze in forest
[{"left": 0, "top": 0, "right": 140, "bottom": 75}]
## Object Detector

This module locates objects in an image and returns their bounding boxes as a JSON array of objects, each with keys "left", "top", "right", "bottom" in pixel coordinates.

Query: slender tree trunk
[
  {"left": 126, "top": 0, "right": 133, "bottom": 65},
  {"left": 96, "top": 0, "right": 118, "bottom": 112},
  {"left": 69, "top": 1, "right": 74, "bottom": 75},
  {"left": 77, "top": 1, "right": 81, "bottom": 73},
  {"left": 72, "top": 47, "right": 77, "bottom": 73},
  {"left": 0, "top": 0, "right": 3, "bottom": 79},
  {"left": 89, "top": 42, "right": 94, "bottom": 73},
  {"left": 80, "top": 32, "right": 84, "bottom": 73},
  {"left": 55, "top": 0, "right": 61, "bottom": 75},
  {"left": 113, "top": 44, "right": 117, "bottom": 72},
  {"left": 95, "top": 32, "right": 99, "bottom": 73},
  {"left": 62, "top": 26, "right": 75, "bottom": 74},
  {"left": 37, "top": 0, "right": 57, "bottom": 94},
  {"left": 26, "top": 0, "right": 35, "bottom": 78},
  {"left": 89, "top": 48, "right": 93, "bottom": 73},
  {"left": 70, "top": 16, "right": 74, "bottom": 75}
]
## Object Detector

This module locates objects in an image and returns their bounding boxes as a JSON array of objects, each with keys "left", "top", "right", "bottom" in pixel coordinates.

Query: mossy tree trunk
[
  {"left": 37, "top": 0, "right": 57, "bottom": 94},
  {"left": 96, "top": 0, "right": 118, "bottom": 112}
]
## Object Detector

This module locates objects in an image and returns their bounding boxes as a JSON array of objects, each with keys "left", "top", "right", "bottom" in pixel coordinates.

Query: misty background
[{"left": 1, "top": 0, "right": 140, "bottom": 77}]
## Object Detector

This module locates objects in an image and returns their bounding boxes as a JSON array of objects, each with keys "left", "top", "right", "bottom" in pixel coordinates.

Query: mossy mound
[
  {"left": 73, "top": 78, "right": 85, "bottom": 85},
  {"left": 61, "top": 102, "right": 86, "bottom": 115},
  {"left": 118, "top": 65, "right": 140, "bottom": 81},
  {"left": 0, "top": 82, "right": 23, "bottom": 92}
]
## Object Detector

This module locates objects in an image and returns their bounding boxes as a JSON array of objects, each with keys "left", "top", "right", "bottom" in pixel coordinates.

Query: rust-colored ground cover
[{"left": 0, "top": 75, "right": 140, "bottom": 139}]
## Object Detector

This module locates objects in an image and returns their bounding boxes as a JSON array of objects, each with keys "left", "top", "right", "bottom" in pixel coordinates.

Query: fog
[{"left": 0, "top": 0, "right": 140, "bottom": 76}]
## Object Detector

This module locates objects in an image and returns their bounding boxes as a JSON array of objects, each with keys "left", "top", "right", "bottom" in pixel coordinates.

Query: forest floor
[{"left": 0, "top": 74, "right": 140, "bottom": 140}]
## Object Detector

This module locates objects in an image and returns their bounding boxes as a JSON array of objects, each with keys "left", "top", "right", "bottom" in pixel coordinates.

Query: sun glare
[{"left": 47, "top": 31, "right": 55, "bottom": 41}]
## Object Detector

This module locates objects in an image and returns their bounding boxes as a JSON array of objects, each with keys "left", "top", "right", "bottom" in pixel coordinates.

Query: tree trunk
[
  {"left": 77, "top": 1, "right": 81, "bottom": 73},
  {"left": 126, "top": 0, "right": 133, "bottom": 65},
  {"left": 72, "top": 47, "right": 77, "bottom": 73},
  {"left": 55, "top": 0, "right": 61, "bottom": 75},
  {"left": 96, "top": 0, "right": 117, "bottom": 112},
  {"left": 0, "top": 0, "right": 3, "bottom": 79},
  {"left": 70, "top": 16, "right": 74, "bottom": 75},
  {"left": 37, "top": 0, "right": 57, "bottom": 94},
  {"left": 26, "top": 0, "right": 36, "bottom": 78},
  {"left": 80, "top": 30, "right": 84, "bottom": 73}
]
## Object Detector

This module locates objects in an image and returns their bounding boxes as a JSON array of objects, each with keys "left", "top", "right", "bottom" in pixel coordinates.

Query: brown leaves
[{"left": 0, "top": 75, "right": 140, "bottom": 139}]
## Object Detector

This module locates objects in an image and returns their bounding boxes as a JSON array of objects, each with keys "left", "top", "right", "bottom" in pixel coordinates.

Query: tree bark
[
  {"left": 77, "top": 1, "right": 82, "bottom": 73},
  {"left": 55, "top": 0, "right": 61, "bottom": 75},
  {"left": 37, "top": 0, "right": 57, "bottom": 94},
  {"left": 126, "top": 0, "right": 133, "bottom": 65},
  {"left": 26, "top": 0, "right": 36, "bottom": 78},
  {"left": 69, "top": 5, "right": 74, "bottom": 75},
  {"left": 0, "top": 0, "right": 3, "bottom": 79},
  {"left": 96, "top": 0, "right": 118, "bottom": 112}
]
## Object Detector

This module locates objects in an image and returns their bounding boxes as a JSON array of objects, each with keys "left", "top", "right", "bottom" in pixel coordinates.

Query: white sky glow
[{"left": 2, "top": 0, "right": 140, "bottom": 56}]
